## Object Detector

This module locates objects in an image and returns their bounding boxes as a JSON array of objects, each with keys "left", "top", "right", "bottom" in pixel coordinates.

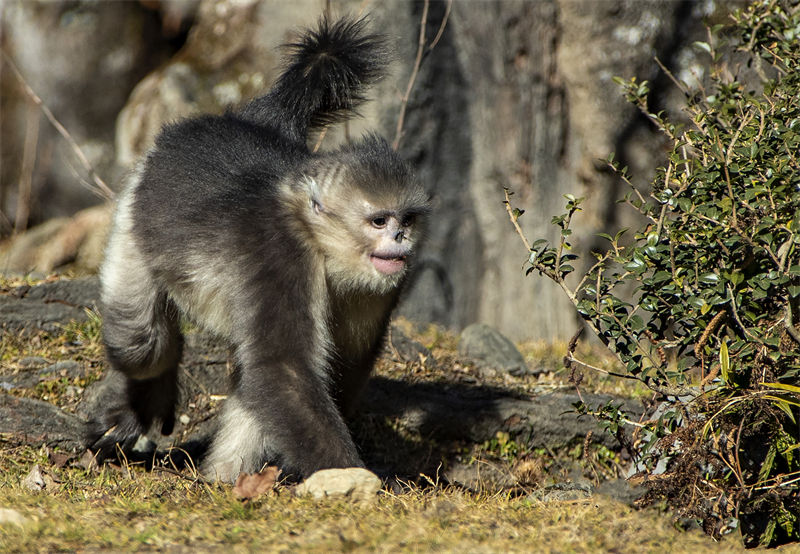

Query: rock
[
  {"left": 41, "top": 360, "right": 81, "bottom": 376},
  {"left": 389, "top": 326, "right": 434, "bottom": 365},
  {"left": 0, "top": 508, "right": 28, "bottom": 527},
  {"left": 594, "top": 478, "right": 645, "bottom": 507},
  {"left": 17, "top": 357, "right": 49, "bottom": 369},
  {"left": 0, "top": 204, "right": 112, "bottom": 274},
  {"left": 528, "top": 481, "right": 594, "bottom": 502},
  {"left": 0, "top": 277, "right": 100, "bottom": 332},
  {"left": 0, "top": 394, "right": 85, "bottom": 452},
  {"left": 21, "top": 464, "right": 55, "bottom": 492},
  {"left": 17, "top": 276, "right": 100, "bottom": 307},
  {"left": 0, "top": 373, "right": 39, "bottom": 390},
  {"left": 0, "top": 360, "right": 82, "bottom": 391},
  {"left": 458, "top": 324, "right": 531, "bottom": 376},
  {"left": 444, "top": 461, "right": 516, "bottom": 491},
  {"left": 115, "top": 0, "right": 266, "bottom": 166},
  {"left": 2, "top": 1, "right": 179, "bottom": 221},
  {"left": 295, "top": 468, "right": 382, "bottom": 503}
]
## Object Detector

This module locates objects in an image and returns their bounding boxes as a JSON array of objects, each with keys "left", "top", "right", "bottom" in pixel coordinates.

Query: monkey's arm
[{"left": 201, "top": 264, "right": 362, "bottom": 482}]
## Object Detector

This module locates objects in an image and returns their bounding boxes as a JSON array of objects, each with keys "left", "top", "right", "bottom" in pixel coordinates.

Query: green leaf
[
  {"left": 764, "top": 382, "right": 800, "bottom": 393},
  {"left": 720, "top": 340, "right": 730, "bottom": 383},
  {"left": 758, "top": 442, "right": 777, "bottom": 483},
  {"left": 693, "top": 41, "right": 712, "bottom": 54},
  {"left": 628, "top": 315, "right": 645, "bottom": 332},
  {"left": 699, "top": 272, "right": 720, "bottom": 285}
]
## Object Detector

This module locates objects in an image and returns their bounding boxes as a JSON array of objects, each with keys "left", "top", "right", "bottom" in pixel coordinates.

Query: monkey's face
[
  {"left": 294, "top": 170, "right": 427, "bottom": 295},
  {"left": 314, "top": 193, "right": 427, "bottom": 295},
  {"left": 291, "top": 140, "right": 430, "bottom": 295},
  {"left": 363, "top": 207, "right": 420, "bottom": 275}
]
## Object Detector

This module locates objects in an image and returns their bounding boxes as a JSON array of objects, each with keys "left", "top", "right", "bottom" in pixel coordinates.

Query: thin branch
[
  {"left": 14, "top": 104, "right": 39, "bottom": 234},
  {"left": 654, "top": 57, "right": 691, "bottom": 97},
  {"left": 572, "top": 250, "right": 613, "bottom": 296},
  {"left": 784, "top": 300, "right": 800, "bottom": 345},
  {"left": 502, "top": 188, "right": 532, "bottom": 252},
  {"left": 393, "top": 0, "right": 429, "bottom": 151},
  {"left": 427, "top": 0, "right": 453, "bottom": 52},
  {"left": 564, "top": 353, "right": 641, "bottom": 383},
  {"left": 312, "top": 127, "right": 329, "bottom": 153},
  {"left": 1, "top": 49, "right": 114, "bottom": 200}
]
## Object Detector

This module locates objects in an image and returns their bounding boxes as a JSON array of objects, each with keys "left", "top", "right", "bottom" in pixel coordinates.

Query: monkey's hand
[{"left": 84, "top": 369, "right": 177, "bottom": 462}]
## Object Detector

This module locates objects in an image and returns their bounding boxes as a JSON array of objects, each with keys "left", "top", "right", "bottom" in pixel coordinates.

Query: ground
[{"left": 0, "top": 275, "right": 756, "bottom": 552}]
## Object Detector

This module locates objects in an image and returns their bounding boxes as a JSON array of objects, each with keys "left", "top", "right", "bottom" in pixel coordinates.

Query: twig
[
  {"left": 393, "top": 0, "right": 429, "bottom": 151},
  {"left": 427, "top": 0, "right": 453, "bottom": 52},
  {"left": 564, "top": 353, "right": 641, "bottom": 382},
  {"left": 502, "top": 188, "right": 532, "bottom": 252},
  {"left": 654, "top": 57, "right": 690, "bottom": 97},
  {"left": 1, "top": 49, "right": 114, "bottom": 200},
  {"left": 312, "top": 127, "right": 329, "bottom": 153},
  {"left": 152, "top": 465, "right": 211, "bottom": 485},
  {"left": 565, "top": 326, "right": 584, "bottom": 389},
  {"left": 504, "top": 188, "right": 691, "bottom": 398},
  {"left": 783, "top": 301, "right": 800, "bottom": 345},
  {"left": 14, "top": 104, "right": 39, "bottom": 234},
  {"left": 727, "top": 284, "right": 764, "bottom": 344},
  {"left": 732, "top": 418, "right": 748, "bottom": 492}
]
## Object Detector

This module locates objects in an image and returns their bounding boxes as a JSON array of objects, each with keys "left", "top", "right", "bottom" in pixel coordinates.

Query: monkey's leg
[
  {"left": 332, "top": 360, "right": 374, "bottom": 419},
  {"left": 203, "top": 355, "right": 363, "bottom": 482},
  {"left": 87, "top": 195, "right": 183, "bottom": 460}
]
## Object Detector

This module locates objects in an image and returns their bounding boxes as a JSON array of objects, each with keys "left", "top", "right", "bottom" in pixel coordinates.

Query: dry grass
[
  {"left": 0, "top": 447, "right": 746, "bottom": 553},
  {"left": 0, "top": 302, "right": 750, "bottom": 552}
]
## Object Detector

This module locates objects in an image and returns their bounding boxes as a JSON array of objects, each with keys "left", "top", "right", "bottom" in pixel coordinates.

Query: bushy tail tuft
[{"left": 240, "top": 16, "right": 387, "bottom": 140}]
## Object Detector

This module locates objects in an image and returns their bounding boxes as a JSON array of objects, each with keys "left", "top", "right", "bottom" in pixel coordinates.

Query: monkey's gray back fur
[{"left": 88, "top": 16, "right": 430, "bottom": 482}]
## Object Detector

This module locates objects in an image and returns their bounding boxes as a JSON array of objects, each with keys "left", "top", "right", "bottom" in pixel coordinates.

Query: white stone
[
  {"left": 0, "top": 508, "right": 28, "bottom": 527},
  {"left": 295, "top": 468, "right": 381, "bottom": 503}
]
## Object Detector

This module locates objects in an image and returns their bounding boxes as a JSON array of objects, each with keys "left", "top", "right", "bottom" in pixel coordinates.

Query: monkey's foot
[
  {"left": 201, "top": 459, "right": 243, "bottom": 484},
  {"left": 85, "top": 409, "right": 150, "bottom": 463}
]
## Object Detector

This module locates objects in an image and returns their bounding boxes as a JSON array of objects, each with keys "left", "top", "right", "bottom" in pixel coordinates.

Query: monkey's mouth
[{"left": 370, "top": 253, "right": 407, "bottom": 275}]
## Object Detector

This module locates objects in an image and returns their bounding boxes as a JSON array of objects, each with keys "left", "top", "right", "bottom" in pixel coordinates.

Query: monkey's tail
[{"left": 240, "top": 16, "right": 387, "bottom": 140}]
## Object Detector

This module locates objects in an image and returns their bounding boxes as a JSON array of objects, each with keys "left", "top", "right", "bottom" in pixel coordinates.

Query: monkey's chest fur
[{"left": 326, "top": 285, "right": 398, "bottom": 416}]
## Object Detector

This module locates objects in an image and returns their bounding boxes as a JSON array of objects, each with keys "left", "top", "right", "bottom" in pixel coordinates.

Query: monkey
[{"left": 86, "top": 16, "right": 430, "bottom": 483}]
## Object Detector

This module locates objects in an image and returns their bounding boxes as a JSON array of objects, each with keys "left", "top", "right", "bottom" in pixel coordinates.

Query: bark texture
[{"left": 1, "top": 0, "right": 736, "bottom": 340}]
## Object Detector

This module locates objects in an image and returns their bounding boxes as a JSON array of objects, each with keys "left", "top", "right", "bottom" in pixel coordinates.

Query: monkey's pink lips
[{"left": 370, "top": 253, "right": 407, "bottom": 275}]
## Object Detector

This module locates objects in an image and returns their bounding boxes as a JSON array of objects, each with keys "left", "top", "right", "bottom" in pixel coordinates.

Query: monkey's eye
[
  {"left": 401, "top": 214, "right": 416, "bottom": 227},
  {"left": 371, "top": 216, "right": 387, "bottom": 229}
]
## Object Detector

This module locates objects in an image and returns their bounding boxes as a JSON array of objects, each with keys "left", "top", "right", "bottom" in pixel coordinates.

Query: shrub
[{"left": 506, "top": 0, "right": 800, "bottom": 547}]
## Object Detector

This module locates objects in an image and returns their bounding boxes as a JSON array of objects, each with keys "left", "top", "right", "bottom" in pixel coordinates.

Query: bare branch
[
  {"left": 1, "top": 49, "right": 114, "bottom": 200},
  {"left": 14, "top": 105, "right": 40, "bottom": 234},
  {"left": 427, "top": 0, "right": 453, "bottom": 52},
  {"left": 502, "top": 187, "right": 532, "bottom": 252},
  {"left": 393, "top": 0, "right": 429, "bottom": 151}
]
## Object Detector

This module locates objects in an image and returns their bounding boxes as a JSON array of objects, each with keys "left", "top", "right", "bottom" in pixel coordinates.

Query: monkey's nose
[{"left": 394, "top": 230, "right": 405, "bottom": 242}]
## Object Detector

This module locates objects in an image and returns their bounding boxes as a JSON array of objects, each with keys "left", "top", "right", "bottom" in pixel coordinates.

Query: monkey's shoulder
[{"left": 147, "top": 113, "right": 305, "bottom": 179}]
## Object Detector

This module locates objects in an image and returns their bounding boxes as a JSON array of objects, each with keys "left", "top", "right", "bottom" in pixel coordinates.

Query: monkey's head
[{"left": 296, "top": 136, "right": 430, "bottom": 295}]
